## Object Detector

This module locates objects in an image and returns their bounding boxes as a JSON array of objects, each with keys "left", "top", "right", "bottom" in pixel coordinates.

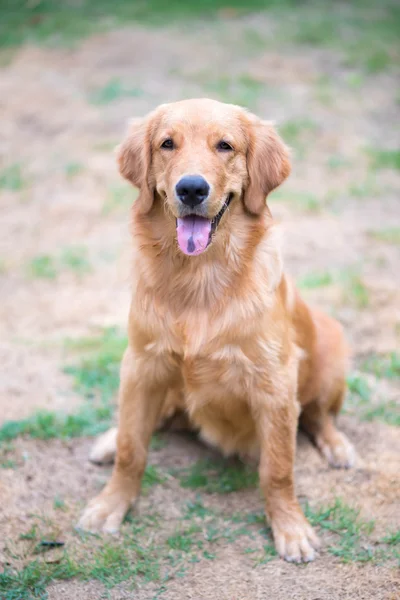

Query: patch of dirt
[
  {"left": 0, "top": 343, "right": 83, "bottom": 421},
  {"left": 1, "top": 422, "right": 399, "bottom": 598},
  {"left": 151, "top": 558, "right": 399, "bottom": 600},
  {"left": 46, "top": 560, "right": 400, "bottom": 600},
  {"left": 0, "top": 14, "right": 399, "bottom": 600}
]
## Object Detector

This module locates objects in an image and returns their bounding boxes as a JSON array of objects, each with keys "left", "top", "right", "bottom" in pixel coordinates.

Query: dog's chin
[{"left": 175, "top": 193, "right": 234, "bottom": 256}]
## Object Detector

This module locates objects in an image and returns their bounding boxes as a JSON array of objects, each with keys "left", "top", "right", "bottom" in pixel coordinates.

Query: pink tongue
[{"left": 176, "top": 216, "right": 212, "bottom": 255}]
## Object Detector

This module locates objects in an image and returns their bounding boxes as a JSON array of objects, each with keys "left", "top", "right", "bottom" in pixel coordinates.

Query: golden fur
[{"left": 79, "top": 99, "right": 354, "bottom": 563}]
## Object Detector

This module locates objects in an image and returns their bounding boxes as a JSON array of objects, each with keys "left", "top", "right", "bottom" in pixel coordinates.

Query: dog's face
[{"left": 118, "top": 99, "right": 290, "bottom": 256}]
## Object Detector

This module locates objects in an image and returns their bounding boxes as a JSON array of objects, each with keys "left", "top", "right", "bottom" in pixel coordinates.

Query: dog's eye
[
  {"left": 161, "top": 138, "right": 174, "bottom": 150},
  {"left": 216, "top": 140, "right": 234, "bottom": 152}
]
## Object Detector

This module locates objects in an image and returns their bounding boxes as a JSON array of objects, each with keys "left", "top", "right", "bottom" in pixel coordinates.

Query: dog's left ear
[
  {"left": 117, "top": 113, "right": 156, "bottom": 214},
  {"left": 243, "top": 116, "right": 291, "bottom": 215}
]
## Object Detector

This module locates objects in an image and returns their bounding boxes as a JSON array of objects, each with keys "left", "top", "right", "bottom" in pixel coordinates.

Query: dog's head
[{"left": 118, "top": 99, "right": 290, "bottom": 256}]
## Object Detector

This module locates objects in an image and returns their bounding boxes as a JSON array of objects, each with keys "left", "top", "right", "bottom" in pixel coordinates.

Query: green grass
[
  {"left": 279, "top": 118, "right": 318, "bottom": 144},
  {"left": 382, "top": 530, "right": 400, "bottom": 546},
  {"left": 362, "top": 352, "right": 400, "bottom": 380},
  {"left": 2, "top": 1, "right": 398, "bottom": 75},
  {"left": 313, "top": 75, "right": 334, "bottom": 106},
  {"left": 200, "top": 73, "right": 265, "bottom": 109},
  {"left": 0, "top": 405, "right": 113, "bottom": 444},
  {"left": 297, "top": 271, "right": 334, "bottom": 290},
  {"left": 89, "top": 78, "right": 143, "bottom": 104},
  {"left": 270, "top": 189, "right": 321, "bottom": 212},
  {"left": 305, "top": 498, "right": 376, "bottom": 563},
  {"left": 339, "top": 269, "right": 369, "bottom": 309},
  {"left": 64, "top": 162, "right": 84, "bottom": 178},
  {"left": 150, "top": 434, "right": 167, "bottom": 451},
  {"left": 278, "top": 118, "right": 318, "bottom": 159},
  {"left": 346, "top": 72, "right": 365, "bottom": 89},
  {"left": 347, "top": 374, "right": 371, "bottom": 404},
  {"left": 27, "top": 247, "right": 92, "bottom": 279},
  {"left": 2, "top": 495, "right": 397, "bottom": 598},
  {"left": 60, "top": 246, "right": 91, "bottom": 275},
  {"left": 166, "top": 526, "right": 202, "bottom": 553},
  {"left": 298, "top": 267, "right": 370, "bottom": 308},
  {"left": 64, "top": 327, "right": 127, "bottom": 399},
  {"left": 362, "top": 401, "right": 400, "bottom": 427},
  {"left": 87, "top": 543, "right": 136, "bottom": 586},
  {"left": 0, "top": 556, "right": 81, "bottom": 600},
  {"left": 0, "top": 536, "right": 162, "bottom": 598},
  {"left": 27, "top": 255, "right": 57, "bottom": 279},
  {"left": 0, "top": 458, "right": 17, "bottom": 469},
  {"left": 345, "top": 275, "right": 369, "bottom": 308},
  {"left": 87, "top": 539, "right": 161, "bottom": 588},
  {"left": 177, "top": 457, "right": 258, "bottom": 494},
  {"left": 239, "top": 28, "right": 268, "bottom": 54},
  {"left": 287, "top": 12, "right": 337, "bottom": 46},
  {"left": 326, "top": 154, "right": 352, "bottom": 170},
  {"left": 346, "top": 371, "right": 400, "bottom": 427},
  {"left": 0, "top": 446, "right": 17, "bottom": 469},
  {"left": 368, "top": 227, "right": 400, "bottom": 245},
  {"left": 0, "top": 0, "right": 294, "bottom": 48},
  {"left": 53, "top": 497, "right": 67, "bottom": 511},
  {"left": 251, "top": 541, "right": 278, "bottom": 565},
  {"left": 296, "top": 266, "right": 370, "bottom": 310},
  {"left": 280, "top": 2, "right": 400, "bottom": 73},
  {"left": 1, "top": 511, "right": 164, "bottom": 597},
  {"left": 348, "top": 176, "right": 381, "bottom": 199},
  {"left": 142, "top": 465, "right": 166, "bottom": 491},
  {"left": 20, "top": 525, "right": 39, "bottom": 541},
  {"left": 343, "top": 42, "right": 397, "bottom": 74},
  {"left": 0, "top": 328, "right": 127, "bottom": 445},
  {"left": 0, "top": 442, "right": 19, "bottom": 469},
  {"left": 364, "top": 48, "right": 392, "bottom": 74},
  {"left": 0, "top": 163, "right": 25, "bottom": 191},
  {"left": 346, "top": 373, "right": 372, "bottom": 419},
  {"left": 368, "top": 148, "right": 400, "bottom": 171},
  {"left": 3, "top": 512, "right": 164, "bottom": 595},
  {"left": 184, "top": 498, "right": 216, "bottom": 520},
  {"left": 103, "top": 184, "right": 137, "bottom": 214},
  {"left": 92, "top": 140, "right": 118, "bottom": 153}
]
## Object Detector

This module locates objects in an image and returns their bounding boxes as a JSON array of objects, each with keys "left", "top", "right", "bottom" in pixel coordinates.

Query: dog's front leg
[
  {"left": 256, "top": 393, "right": 320, "bottom": 563},
  {"left": 78, "top": 347, "right": 169, "bottom": 533}
]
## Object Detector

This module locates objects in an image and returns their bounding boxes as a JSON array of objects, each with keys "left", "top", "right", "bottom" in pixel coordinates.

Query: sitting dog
[{"left": 79, "top": 98, "right": 354, "bottom": 563}]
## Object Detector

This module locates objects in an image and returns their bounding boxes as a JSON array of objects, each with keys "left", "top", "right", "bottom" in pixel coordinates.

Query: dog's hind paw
[
  {"left": 317, "top": 431, "right": 355, "bottom": 469},
  {"left": 89, "top": 427, "right": 118, "bottom": 465}
]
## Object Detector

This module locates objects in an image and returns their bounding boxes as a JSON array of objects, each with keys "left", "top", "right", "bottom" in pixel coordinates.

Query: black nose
[{"left": 175, "top": 175, "right": 210, "bottom": 207}]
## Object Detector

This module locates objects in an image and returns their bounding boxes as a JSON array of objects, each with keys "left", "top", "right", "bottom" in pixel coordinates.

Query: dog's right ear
[{"left": 117, "top": 116, "right": 155, "bottom": 214}]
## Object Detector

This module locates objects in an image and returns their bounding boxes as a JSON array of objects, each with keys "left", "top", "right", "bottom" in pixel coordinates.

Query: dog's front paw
[
  {"left": 271, "top": 512, "right": 320, "bottom": 563},
  {"left": 78, "top": 488, "right": 131, "bottom": 534}
]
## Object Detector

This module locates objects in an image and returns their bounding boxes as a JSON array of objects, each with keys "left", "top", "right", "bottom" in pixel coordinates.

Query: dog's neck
[{"left": 131, "top": 200, "right": 282, "bottom": 314}]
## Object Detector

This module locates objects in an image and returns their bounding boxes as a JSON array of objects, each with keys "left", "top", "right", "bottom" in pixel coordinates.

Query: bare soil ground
[{"left": 0, "top": 8, "right": 399, "bottom": 600}]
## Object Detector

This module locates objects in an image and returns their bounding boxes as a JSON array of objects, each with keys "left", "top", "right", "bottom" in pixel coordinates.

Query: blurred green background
[{"left": 2, "top": 0, "right": 399, "bottom": 74}]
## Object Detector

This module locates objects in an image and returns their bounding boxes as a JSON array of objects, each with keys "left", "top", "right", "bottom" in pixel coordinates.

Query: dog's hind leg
[
  {"left": 300, "top": 310, "right": 355, "bottom": 469},
  {"left": 300, "top": 389, "right": 355, "bottom": 468}
]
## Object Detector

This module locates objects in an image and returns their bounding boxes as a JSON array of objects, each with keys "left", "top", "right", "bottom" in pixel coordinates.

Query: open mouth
[{"left": 176, "top": 193, "right": 234, "bottom": 256}]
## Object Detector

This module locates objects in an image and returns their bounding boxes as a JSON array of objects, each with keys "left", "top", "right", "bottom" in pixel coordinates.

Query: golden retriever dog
[{"left": 78, "top": 98, "right": 354, "bottom": 563}]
